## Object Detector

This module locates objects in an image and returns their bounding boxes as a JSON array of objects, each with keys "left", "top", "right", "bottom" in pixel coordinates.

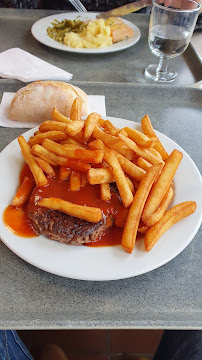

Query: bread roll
[{"left": 9, "top": 81, "right": 88, "bottom": 123}]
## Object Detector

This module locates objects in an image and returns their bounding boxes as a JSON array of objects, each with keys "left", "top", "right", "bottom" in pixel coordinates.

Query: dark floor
[{"left": 18, "top": 329, "right": 163, "bottom": 360}]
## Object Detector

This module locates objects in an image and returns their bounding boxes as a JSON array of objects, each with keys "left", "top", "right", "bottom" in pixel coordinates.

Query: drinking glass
[{"left": 145, "top": 0, "right": 201, "bottom": 82}]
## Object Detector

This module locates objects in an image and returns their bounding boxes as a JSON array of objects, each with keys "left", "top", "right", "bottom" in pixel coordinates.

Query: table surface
[{"left": 0, "top": 9, "right": 202, "bottom": 330}]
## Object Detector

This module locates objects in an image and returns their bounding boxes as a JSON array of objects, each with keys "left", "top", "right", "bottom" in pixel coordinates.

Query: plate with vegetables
[{"left": 31, "top": 12, "right": 141, "bottom": 54}]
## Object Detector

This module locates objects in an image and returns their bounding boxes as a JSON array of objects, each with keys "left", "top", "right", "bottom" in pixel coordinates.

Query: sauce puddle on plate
[{"left": 3, "top": 205, "right": 36, "bottom": 238}]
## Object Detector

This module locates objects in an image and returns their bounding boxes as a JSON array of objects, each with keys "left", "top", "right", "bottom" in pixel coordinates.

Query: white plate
[
  {"left": 0, "top": 117, "right": 202, "bottom": 281},
  {"left": 31, "top": 12, "right": 141, "bottom": 54}
]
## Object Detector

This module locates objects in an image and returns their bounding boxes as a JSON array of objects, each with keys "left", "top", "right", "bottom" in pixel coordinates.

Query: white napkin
[
  {"left": 0, "top": 48, "right": 73, "bottom": 82},
  {"left": 0, "top": 92, "right": 106, "bottom": 128}
]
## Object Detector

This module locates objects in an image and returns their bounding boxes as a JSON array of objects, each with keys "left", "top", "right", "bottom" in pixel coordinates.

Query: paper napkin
[
  {"left": 0, "top": 48, "right": 73, "bottom": 82},
  {"left": 0, "top": 92, "right": 106, "bottom": 128}
]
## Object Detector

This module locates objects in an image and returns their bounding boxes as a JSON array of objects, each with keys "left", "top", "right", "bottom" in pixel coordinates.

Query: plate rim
[
  {"left": 31, "top": 12, "right": 141, "bottom": 54},
  {"left": 0, "top": 117, "right": 202, "bottom": 281}
]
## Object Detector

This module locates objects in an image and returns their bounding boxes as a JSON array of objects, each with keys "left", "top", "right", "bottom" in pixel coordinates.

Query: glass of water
[{"left": 145, "top": 0, "right": 201, "bottom": 82}]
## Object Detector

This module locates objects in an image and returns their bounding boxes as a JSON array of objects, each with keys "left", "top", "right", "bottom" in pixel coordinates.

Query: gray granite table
[
  {"left": 0, "top": 9, "right": 202, "bottom": 330},
  {"left": 0, "top": 8, "right": 201, "bottom": 86}
]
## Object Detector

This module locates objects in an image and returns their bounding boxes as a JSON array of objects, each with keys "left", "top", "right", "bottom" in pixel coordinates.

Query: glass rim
[{"left": 152, "top": 0, "right": 201, "bottom": 12}]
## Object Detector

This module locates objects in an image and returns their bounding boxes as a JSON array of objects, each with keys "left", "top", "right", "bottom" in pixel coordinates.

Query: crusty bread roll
[{"left": 9, "top": 81, "right": 88, "bottom": 123}]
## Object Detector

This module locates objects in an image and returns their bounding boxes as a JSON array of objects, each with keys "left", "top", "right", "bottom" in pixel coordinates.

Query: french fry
[
  {"left": 34, "top": 157, "right": 56, "bottom": 177},
  {"left": 114, "top": 128, "right": 128, "bottom": 137},
  {"left": 31, "top": 144, "right": 66, "bottom": 166},
  {"left": 70, "top": 171, "right": 81, "bottom": 191},
  {"left": 141, "top": 115, "right": 169, "bottom": 160},
  {"left": 102, "top": 127, "right": 110, "bottom": 134},
  {"left": 65, "top": 120, "right": 85, "bottom": 136},
  {"left": 92, "top": 125, "right": 123, "bottom": 146},
  {"left": 90, "top": 140, "right": 133, "bottom": 208},
  {"left": 84, "top": 112, "right": 101, "bottom": 142},
  {"left": 146, "top": 187, "right": 174, "bottom": 226},
  {"left": 81, "top": 173, "right": 88, "bottom": 187},
  {"left": 28, "top": 136, "right": 34, "bottom": 143},
  {"left": 51, "top": 106, "right": 72, "bottom": 124},
  {"left": 12, "top": 176, "right": 34, "bottom": 207},
  {"left": 88, "top": 139, "right": 135, "bottom": 160},
  {"left": 149, "top": 147, "right": 162, "bottom": 159},
  {"left": 119, "top": 134, "right": 164, "bottom": 165},
  {"left": 124, "top": 127, "right": 156, "bottom": 147},
  {"left": 121, "top": 163, "right": 162, "bottom": 253},
  {"left": 88, "top": 138, "right": 104, "bottom": 150},
  {"left": 63, "top": 158, "right": 91, "bottom": 172},
  {"left": 59, "top": 138, "right": 87, "bottom": 149},
  {"left": 104, "top": 128, "right": 112, "bottom": 135},
  {"left": 28, "top": 131, "right": 67, "bottom": 147},
  {"left": 88, "top": 139, "right": 135, "bottom": 207},
  {"left": 89, "top": 138, "right": 137, "bottom": 177},
  {"left": 145, "top": 201, "right": 197, "bottom": 251},
  {"left": 110, "top": 142, "right": 135, "bottom": 161},
  {"left": 110, "top": 148, "right": 146, "bottom": 182},
  {"left": 138, "top": 223, "right": 149, "bottom": 234},
  {"left": 67, "top": 146, "right": 103, "bottom": 164},
  {"left": 142, "top": 150, "right": 183, "bottom": 225},
  {"left": 34, "top": 131, "right": 41, "bottom": 136},
  {"left": 70, "top": 97, "right": 82, "bottom": 121},
  {"left": 93, "top": 141, "right": 134, "bottom": 206},
  {"left": 136, "top": 157, "right": 152, "bottom": 171},
  {"left": 39, "top": 120, "right": 68, "bottom": 133},
  {"left": 59, "top": 166, "right": 71, "bottom": 181},
  {"left": 39, "top": 118, "right": 83, "bottom": 138},
  {"left": 62, "top": 144, "right": 83, "bottom": 150},
  {"left": 126, "top": 176, "right": 135, "bottom": 195},
  {"left": 18, "top": 136, "right": 48, "bottom": 187},
  {"left": 100, "top": 183, "right": 111, "bottom": 201},
  {"left": 42, "top": 139, "right": 104, "bottom": 163},
  {"left": 38, "top": 197, "right": 102, "bottom": 223},
  {"left": 88, "top": 168, "right": 114, "bottom": 185},
  {"left": 73, "top": 129, "right": 85, "bottom": 144},
  {"left": 104, "top": 120, "right": 119, "bottom": 135},
  {"left": 98, "top": 118, "right": 106, "bottom": 127}
]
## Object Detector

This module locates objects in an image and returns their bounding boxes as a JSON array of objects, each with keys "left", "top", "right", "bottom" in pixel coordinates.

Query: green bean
[{"left": 47, "top": 18, "right": 87, "bottom": 43}]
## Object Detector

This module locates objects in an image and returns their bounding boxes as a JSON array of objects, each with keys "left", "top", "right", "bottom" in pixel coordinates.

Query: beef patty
[
  {"left": 27, "top": 181, "right": 120, "bottom": 246},
  {"left": 27, "top": 201, "right": 114, "bottom": 246}
]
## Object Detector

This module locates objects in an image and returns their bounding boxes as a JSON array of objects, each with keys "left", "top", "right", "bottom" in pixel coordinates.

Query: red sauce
[
  {"left": 30, "top": 178, "right": 123, "bottom": 217},
  {"left": 3, "top": 205, "right": 36, "bottom": 237},
  {"left": 19, "top": 163, "right": 34, "bottom": 184},
  {"left": 85, "top": 225, "right": 123, "bottom": 247},
  {"left": 3, "top": 164, "right": 36, "bottom": 238},
  {"left": 3, "top": 164, "right": 125, "bottom": 246}
]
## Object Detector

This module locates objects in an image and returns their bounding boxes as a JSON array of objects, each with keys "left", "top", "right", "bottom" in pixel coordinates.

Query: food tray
[
  {"left": 0, "top": 8, "right": 201, "bottom": 86},
  {"left": 0, "top": 81, "right": 202, "bottom": 329}
]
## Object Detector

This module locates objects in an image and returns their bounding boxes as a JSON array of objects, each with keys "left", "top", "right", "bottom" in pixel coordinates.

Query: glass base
[{"left": 145, "top": 64, "right": 177, "bottom": 82}]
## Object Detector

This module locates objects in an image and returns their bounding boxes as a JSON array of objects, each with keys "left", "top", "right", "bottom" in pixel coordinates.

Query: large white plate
[
  {"left": 31, "top": 12, "right": 141, "bottom": 54},
  {"left": 0, "top": 118, "right": 202, "bottom": 281}
]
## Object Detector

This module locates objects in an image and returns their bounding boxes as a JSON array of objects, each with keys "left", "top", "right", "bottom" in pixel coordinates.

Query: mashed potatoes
[{"left": 63, "top": 19, "right": 113, "bottom": 49}]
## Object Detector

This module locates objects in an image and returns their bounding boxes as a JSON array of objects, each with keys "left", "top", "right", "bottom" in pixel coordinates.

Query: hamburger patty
[{"left": 27, "top": 205, "right": 114, "bottom": 246}]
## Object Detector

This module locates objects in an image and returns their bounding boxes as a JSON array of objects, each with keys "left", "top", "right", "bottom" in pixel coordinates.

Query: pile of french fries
[{"left": 14, "top": 97, "right": 197, "bottom": 253}]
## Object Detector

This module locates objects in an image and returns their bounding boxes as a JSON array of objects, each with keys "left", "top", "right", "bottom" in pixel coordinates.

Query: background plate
[
  {"left": 0, "top": 118, "right": 201, "bottom": 281},
  {"left": 31, "top": 12, "right": 141, "bottom": 53}
]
